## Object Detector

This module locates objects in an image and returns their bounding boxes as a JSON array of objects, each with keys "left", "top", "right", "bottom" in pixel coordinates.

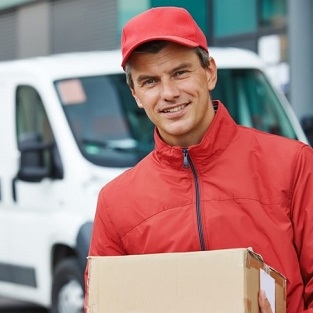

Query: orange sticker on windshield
[{"left": 57, "top": 79, "right": 87, "bottom": 105}]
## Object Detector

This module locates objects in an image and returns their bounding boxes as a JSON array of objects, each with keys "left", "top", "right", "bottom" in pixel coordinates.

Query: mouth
[{"left": 161, "top": 103, "right": 189, "bottom": 113}]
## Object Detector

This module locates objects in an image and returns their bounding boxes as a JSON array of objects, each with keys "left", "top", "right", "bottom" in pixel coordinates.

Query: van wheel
[{"left": 51, "top": 257, "right": 84, "bottom": 313}]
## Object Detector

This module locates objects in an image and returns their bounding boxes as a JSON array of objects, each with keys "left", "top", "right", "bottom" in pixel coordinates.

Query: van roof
[{"left": 0, "top": 47, "right": 264, "bottom": 81}]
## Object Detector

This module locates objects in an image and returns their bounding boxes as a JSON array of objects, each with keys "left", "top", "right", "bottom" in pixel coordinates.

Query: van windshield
[
  {"left": 55, "top": 75, "right": 154, "bottom": 167},
  {"left": 54, "top": 70, "right": 297, "bottom": 167}
]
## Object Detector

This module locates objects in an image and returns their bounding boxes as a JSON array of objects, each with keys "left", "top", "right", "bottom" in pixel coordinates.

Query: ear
[
  {"left": 206, "top": 57, "right": 217, "bottom": 91},
  {"left": 131, "top": 89, "right": 143, "bottom": 108}
]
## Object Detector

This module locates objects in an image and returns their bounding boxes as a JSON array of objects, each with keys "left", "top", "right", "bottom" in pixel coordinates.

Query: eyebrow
[
  {"left": 135, "top": 62, "right": 194, "bottom": 85},
  {"left": 169, "top": 62, "right": 193, "bottom": 75},
  {"left": 136, "top": 74, "right": 157, "bottom": 85}
]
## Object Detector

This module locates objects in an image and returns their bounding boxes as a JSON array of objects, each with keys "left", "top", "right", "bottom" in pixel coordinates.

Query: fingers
[{"left": 259, "top": 290, "right": 273, "bottom": 313}]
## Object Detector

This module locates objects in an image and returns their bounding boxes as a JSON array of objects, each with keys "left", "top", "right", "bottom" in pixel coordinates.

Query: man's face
[{"left": 129, "top": 42, "right": 217, "bottom": 147}]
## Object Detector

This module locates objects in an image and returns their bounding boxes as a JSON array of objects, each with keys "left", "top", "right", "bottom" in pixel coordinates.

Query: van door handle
[{"left": 12, "top": 177, "right": 17, "bottom": 202}]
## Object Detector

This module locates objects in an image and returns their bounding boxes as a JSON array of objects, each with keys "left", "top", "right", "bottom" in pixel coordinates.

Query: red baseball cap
[{"left": 121, "top": 6, "right": 208, "bottom": 69}]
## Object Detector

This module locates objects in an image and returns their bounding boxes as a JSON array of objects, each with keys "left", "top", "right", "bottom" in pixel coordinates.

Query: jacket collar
[{"left": 153, "top": 101, "right": 238, "bottom": 168}]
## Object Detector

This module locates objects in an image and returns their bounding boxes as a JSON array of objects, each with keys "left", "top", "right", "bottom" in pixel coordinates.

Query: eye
[
  {"left": 142, "top": 78, "right": 157, "bottom": 87},
  {"left": 174, "top": 70, "right": 189, "bottom": 77}
]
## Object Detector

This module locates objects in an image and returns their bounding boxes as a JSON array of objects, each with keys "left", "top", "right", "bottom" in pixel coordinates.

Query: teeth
[{"left": 164, "top": 105, "right": 185, "bottom": 113}]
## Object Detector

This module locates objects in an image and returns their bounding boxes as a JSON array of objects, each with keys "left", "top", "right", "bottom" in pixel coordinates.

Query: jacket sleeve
[
  {"left": 291, "top": 145, "right": 313, "bottom": 312},
  {"left": 89, "top": 188, "right": 126, "bottom": 256},
  {"left": 84, "top": 187, "right": 126, "bottom": 312}
]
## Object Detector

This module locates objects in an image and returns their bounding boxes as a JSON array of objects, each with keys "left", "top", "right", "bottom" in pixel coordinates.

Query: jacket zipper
[{"left": 182, "top": 148, "right": 206, "bottom": 251}]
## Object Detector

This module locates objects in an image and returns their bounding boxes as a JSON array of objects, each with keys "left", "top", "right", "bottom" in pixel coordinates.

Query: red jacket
[{"left": 87, "top": 102, "right": 313, "bottom": 312}]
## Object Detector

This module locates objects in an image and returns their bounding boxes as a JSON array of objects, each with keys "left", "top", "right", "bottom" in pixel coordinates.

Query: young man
[{"left": 86, "top": 7, "right": 313, "bottom": 313}]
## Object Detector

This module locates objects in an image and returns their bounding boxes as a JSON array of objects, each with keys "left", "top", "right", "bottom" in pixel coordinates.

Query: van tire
[{"left": 51, "top": 257, "right": 84, "bottom": 313}]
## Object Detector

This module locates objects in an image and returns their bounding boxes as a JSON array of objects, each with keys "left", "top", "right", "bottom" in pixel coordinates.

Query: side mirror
[
  {"left": 301, "top": 115, "right": 313, "bottom": 147},
  {"left": 17, "top": 132, "right": 51, "bottom": 182}
]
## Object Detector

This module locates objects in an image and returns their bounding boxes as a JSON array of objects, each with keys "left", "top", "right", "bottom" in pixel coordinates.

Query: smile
[{"left": 162, "top": 104, "right": 187, "bottom": 113}]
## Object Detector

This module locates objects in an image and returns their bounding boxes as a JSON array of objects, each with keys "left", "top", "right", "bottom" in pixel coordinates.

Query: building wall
[
  {"left": 0, "top": 0, "right": 118, "bottom": 61},
  {"left": 0, "top": 10, "right": 18, "bottom": 60},
  {"left": 17, "top": 1, "right": 50, "bottom": 58},
  {"left": 50, "top": 0, "right": 117, "bottom": 54},
  {"left": 0, "top": 0, "right": 288, "bottom": 61}
]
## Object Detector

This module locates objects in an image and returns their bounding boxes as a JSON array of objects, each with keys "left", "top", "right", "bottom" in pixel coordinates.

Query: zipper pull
[{"left": 182, "top": 148, "right": 189, "bottom": 168}]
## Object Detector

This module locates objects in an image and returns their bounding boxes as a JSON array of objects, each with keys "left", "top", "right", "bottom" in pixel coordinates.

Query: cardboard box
[{"left": 86, "top": 248, "right": 286, "bottom": 313}]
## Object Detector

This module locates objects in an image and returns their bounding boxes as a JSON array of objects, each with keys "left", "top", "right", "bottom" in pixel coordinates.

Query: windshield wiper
[{"left": 81, "top": 138, "right": 137, "bottom": 151}]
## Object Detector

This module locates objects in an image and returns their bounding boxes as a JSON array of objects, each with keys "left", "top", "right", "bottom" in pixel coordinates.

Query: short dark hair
[{"left": 125, "top": 40, "right": 209, "bottom": 89}]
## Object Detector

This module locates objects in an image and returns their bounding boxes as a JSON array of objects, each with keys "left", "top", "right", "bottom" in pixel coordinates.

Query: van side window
[
  {"left": 15, "top": 86, "right": 63, "bottom": 180},
  {"left": 16, "top": 86, "right": 53, "bottom": 143},
  {"left": 211, "top": 69, "right": 297, "bottom": 140}
]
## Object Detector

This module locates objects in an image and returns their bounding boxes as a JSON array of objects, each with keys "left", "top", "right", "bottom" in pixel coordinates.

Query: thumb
[{"left": 259, "top": 290, "right": 273, "bottom": 313}]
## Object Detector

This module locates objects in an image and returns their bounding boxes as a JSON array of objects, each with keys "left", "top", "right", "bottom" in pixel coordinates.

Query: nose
[{"left": 160, "top": 79, "right": 180, "bottom": 101}]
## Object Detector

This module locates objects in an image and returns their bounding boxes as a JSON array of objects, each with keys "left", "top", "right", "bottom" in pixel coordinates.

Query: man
[{"left": 86, "top": 6, "right": 313, "bottom": 313}]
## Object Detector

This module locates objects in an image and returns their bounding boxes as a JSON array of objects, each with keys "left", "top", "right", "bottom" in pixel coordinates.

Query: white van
[{"left": 0, "top": 48, "right": 308, "bottom": 313}]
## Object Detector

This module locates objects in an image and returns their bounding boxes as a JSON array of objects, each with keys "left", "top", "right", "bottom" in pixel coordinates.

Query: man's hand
[{"left": 259, "top": 290, "right": 273, "bottom": 313}]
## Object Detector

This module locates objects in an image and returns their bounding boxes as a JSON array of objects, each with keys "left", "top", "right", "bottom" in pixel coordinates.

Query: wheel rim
[{"left": 57, "top": 279, "right": 84, "bottom": 313}]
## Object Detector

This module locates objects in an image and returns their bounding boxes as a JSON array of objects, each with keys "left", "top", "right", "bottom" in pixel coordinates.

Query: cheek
[
  {"left": 136, "top": 90, "right": 159, "bottom": 110},
  {"left": 182, "top": 78, "right": 209, "bottom": 98}
]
